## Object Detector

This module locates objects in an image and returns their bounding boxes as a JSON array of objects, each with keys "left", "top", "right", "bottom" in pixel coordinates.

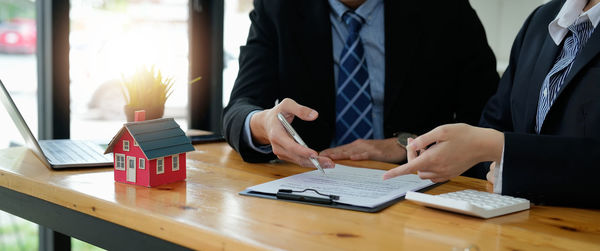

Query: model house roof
[{"left": 104, "top": 118, "right": 194, "bottom": 159}]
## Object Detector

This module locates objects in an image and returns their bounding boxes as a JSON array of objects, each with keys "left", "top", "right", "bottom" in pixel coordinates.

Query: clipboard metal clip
[{"left": 276, "top": 189, "right": 340, "bottom": 205}]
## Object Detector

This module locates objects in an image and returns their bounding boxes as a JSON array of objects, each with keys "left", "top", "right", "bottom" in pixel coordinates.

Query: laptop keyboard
[{"left": 40, "top": 140, "right": 112, "bottom": 165}]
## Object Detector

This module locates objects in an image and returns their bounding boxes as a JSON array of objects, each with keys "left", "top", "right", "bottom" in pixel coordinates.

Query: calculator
[{"left": 406, "top": 189, "right": 530, "bottom": 218}]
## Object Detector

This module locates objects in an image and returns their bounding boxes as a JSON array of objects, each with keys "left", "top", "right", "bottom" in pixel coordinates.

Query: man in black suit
[
  {"left": 385, "top": 0, "right": 600, "bottom": 208},
  {"left": 222, "top": 0, "right": 499, "bottom": 169}
]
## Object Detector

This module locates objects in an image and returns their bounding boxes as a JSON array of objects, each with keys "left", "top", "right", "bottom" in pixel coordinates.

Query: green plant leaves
[{"left": 120, "top": 65, "right": 175, "bottom": 108}]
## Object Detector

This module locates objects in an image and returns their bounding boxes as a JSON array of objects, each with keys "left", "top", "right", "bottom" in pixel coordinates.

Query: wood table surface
[{"left": 0, "top": 142, "right": 599, "bottom": 250}]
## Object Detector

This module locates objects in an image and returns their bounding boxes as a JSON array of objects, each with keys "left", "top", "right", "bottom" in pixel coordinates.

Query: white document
[{"left": 246, "top": 164, "right": 434, "bottom": 208}]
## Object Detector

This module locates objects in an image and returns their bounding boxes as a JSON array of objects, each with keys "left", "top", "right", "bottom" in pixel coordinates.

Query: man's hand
[
  {"left": 382, "top": 124, "right": 504, "bottom": 183},
  {"left": 249, "top": 98, "right": 335, "bottom": 169},
  {"left": 319, "top": 138, "right": 407, "bottom": 163}
]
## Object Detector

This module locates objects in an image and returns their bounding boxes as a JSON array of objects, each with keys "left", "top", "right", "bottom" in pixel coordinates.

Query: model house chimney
[{"left": 134, "top": 110, "right": 146, "bottom": 122}]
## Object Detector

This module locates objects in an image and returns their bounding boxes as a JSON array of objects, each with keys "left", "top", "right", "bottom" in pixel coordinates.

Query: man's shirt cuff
[
  {"left": 493, "top": 146, "right": 504, "bottom": 194},
  {"left": 242, "top": 110, "right": 273, "bottom": 154}
]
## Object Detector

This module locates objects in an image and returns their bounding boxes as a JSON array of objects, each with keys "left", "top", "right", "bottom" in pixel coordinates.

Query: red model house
[{"left": 104, "top": 112, "right": 194, "bottom": 187}]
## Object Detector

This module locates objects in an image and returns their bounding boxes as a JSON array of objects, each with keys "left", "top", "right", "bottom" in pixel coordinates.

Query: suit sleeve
[
  {"left": 222, "top": 0, "right": 278, "bottom": 163},
  {"left": 453, "top": 0, "right": 499, "bottom": 126},
  {"left": 502, "top": 133, "right": 600, "bottom": 208}
]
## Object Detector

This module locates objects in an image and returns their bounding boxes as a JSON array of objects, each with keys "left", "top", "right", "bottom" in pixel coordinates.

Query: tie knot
[
  {"left": 342, "top": 11, "right": 364, "bottom": 33},
  {"left": 568, "top": 19, "right": 594, "bottom": 38}
]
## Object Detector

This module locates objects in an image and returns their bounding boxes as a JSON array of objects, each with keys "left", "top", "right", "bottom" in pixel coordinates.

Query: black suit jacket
[
  {"left": 223, "top": 0, "right": 499, "bottom": 163},
  {"left": 480, "top": 0, "right": 600, "bottom": 208}
]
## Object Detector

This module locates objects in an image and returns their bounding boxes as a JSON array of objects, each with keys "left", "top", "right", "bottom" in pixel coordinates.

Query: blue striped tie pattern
[
  {"left": 535, "top": 19, "right": 594, "bottom": 134},
  {"left": 335, "top": 11, "right": 373, "bottom": 145}
]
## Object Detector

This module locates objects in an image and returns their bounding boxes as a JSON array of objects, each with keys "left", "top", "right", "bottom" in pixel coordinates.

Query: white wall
[{"left": 470, "top": 0, "right": 551, "bottom": 74}]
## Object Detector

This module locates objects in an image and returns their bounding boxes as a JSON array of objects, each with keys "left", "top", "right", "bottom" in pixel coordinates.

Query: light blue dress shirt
[
  {"left": 242, "top": 0, "right": 385, "bottom": 153},
  {"left": 329, "top": 0, "right": 385, "bottom": 140}
]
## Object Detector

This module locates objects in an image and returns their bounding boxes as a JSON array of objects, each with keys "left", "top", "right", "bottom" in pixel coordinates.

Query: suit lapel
[
  {"left": 292, "top": 1, "right": 333, "bottom": 86},
  {"left": 291, "top": 1, "right": 336, "bottom": 141},
  {"left": 555, "top": 27, "right": 600, "bottom": 100},
  {"left": 536, "top": 25, "right": 600, "bottom": 133},
  {"left": 523, "top": 35, "right": 561, "bottom": 132}
]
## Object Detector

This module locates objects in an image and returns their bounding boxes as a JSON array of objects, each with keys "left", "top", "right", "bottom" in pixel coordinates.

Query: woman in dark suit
[{"left": 384, "top": 0, "right": 600, "bottom": 208}]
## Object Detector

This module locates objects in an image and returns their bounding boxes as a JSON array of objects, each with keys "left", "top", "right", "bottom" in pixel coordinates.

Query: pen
[{"left": 276, "top": 112, "right": 325, "bottom": 175}]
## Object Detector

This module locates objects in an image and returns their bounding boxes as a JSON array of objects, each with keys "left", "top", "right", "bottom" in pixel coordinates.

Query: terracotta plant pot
[{"left": 124, "top": 105, "right": 164, "bottom": 122}]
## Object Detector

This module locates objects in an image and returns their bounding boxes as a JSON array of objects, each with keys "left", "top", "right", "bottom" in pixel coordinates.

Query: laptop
[{"left": 0, "top": 79, "right": 113, "bottom": 169}]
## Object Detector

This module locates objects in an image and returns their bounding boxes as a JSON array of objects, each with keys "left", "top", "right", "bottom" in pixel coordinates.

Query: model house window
[
  {"left": 139, "top": 158, "right": 145, "bottom": 169},
  {"left": 115, "top": 154, "right": 125, "bottom": 170},
  {"left": 123, "top": 140, "right": 130, "bottom": 151},
  {"left": 127, "top": 156, "right": 136, "bottom": 169},
  {"left": 134, "top": 140, "right": 138, "bottom": 147},
  {"left": 157, "top": 158, "right": 164, "bottom": 174},
  {"left": 172, "top": 155, "right": 179, "bottom": 171}
]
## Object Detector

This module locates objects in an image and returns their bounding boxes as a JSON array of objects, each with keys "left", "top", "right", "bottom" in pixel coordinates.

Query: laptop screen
[{"left": 0, "top": 79, "right": 52, "bottom": 168}]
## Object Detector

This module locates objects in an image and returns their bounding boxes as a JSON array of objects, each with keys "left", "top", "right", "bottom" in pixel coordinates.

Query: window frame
[
  {"left": 44, "top": 0, "right": 225, "bottom": 137},
  {"left": 189, "top": 0, "right": 224, "bottom": 132},
  {"left": 115, "top": 154, "right": 126, "bottom": 171},
  {"left": 157, "top": 158, "right": 164, "bottom": 174},
  {"left": 139, "top": 158, "right": 145, "bottom": 169},
  {"left": 38, "top": 0, "right": 70, "bottom": 140},
  {"left": 172, "top": 155, "right": 179, "bottom": 171},
  {"left": 123, "top": 140, "right": 130, "bottom": 152}
]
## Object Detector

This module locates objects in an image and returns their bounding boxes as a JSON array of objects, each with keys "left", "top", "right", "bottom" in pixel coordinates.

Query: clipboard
[{"left": 239, "top": 182, "right": 441, "bottom": 213}]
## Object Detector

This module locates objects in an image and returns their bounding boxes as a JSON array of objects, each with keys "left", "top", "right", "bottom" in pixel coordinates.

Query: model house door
[{"left": 127, "top": 156, "right": 136, "bottom": 183}]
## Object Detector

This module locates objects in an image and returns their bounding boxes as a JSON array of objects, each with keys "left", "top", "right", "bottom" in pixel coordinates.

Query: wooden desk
[{"left": 0, "top": 143, "right": 599, "bottom": 250}]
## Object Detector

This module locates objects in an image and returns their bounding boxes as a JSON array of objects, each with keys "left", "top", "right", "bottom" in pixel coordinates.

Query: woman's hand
[
  {"left": 486, "top": 161, "right": 497, "bottom": 185},
  {"left": 383, "top": 124, "right": 504, "bottom": 182}
]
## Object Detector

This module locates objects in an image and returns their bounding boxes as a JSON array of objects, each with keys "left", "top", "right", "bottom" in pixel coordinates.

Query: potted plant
[{"left": 120, "top": 66, "right": 174, "bottom": 122}]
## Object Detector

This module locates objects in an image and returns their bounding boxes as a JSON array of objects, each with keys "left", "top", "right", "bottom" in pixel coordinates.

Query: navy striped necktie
[
  {"left": 335, "top": 11, "right": 374, "bottom": 146},
  {"left": 535, "top": 19, "right": 594, "bottom": 134}
]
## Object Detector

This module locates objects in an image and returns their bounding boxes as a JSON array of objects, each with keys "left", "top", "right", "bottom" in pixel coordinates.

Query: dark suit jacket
[
  {"left": 223, "top": 0, "right": 499, "bottom": 163},
  {"left": 479, "top": 0, "right": 600, "bottom": 208}
]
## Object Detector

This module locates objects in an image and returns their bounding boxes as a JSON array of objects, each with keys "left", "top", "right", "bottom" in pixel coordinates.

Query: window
[
  {"left": 139, "top": 158, "right": 145, "bottom": 169},
  {"left": 157, "top": 158, "right": 164, "bottom": 174},
  {"left": 134, "top": 140, "right": 138, "bottom": 147},
  {"left": 123, "top": 140, "right": 129, "bottom": 151},
  {"left": 172, "top": 155, "right": 179, "bottom": 171},
  {"left": 115, "top": 154, "right": 125, "bottom": 170},
  {"left": 470, "top": 0, "right": 548, "bottom": 75},
  {"left": 0, "top": 0, "right": 38, "bottom": 149},
  {"left": 223, "top": 0, "right": 253, "bottom": 107},
  {"left": 69, "top": 0, "right": 190, "bottom": 140}
]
